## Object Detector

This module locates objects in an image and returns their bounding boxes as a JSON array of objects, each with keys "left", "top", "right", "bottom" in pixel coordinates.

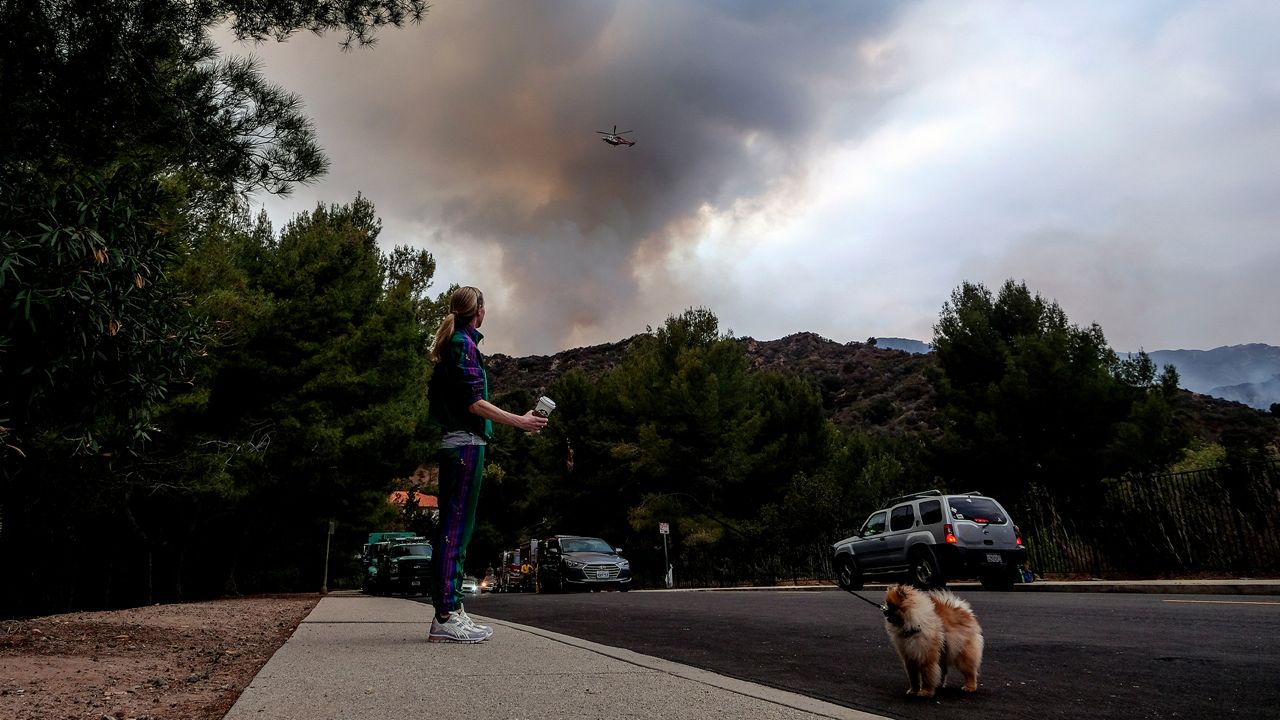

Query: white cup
[{"left": 533, "top": 396, "right": 556, "bottom": 418}]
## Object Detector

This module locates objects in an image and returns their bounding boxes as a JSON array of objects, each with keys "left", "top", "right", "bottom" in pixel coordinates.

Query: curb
[
  {"left": 659, "top": 579, "right": 1280, "bottom": 596},
  {"left": 1009, "top": 580, "right": 1280, "bottom": 595}
]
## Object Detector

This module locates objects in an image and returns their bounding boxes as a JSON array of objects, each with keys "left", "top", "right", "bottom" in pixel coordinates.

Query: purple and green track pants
[{"left": 431, "top": 444, "right": 485, "bottom": 615}]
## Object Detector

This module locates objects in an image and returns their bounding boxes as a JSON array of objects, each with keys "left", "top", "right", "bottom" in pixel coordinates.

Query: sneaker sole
[{"left": 428, "top": 634, "right": 486, "bottom": 644}]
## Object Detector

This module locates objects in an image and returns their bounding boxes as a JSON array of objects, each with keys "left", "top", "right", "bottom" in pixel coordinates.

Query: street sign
[{"left": 659, "top": 523, "right": 672, "bottom": 588}]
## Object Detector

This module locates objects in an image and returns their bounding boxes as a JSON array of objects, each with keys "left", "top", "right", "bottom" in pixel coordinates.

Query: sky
[{"left": 227, "top": 0, "right": 1280, "bottom": 357}]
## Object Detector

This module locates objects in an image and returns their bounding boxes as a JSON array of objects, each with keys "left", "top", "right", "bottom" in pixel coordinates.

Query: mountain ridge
[
  {"left": 859, "top": 338, "right": 1280, "bottom": 411},
  {"left": 486, "top": 334, "right": 1279, "bottom": 440},
  {"left": 1141, "top": 344, "right": 1280, "bottom": 409}
]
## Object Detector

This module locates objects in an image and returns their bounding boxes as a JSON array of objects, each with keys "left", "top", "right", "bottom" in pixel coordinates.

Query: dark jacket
[{"left": 427, "top": 326, "right": 492, "bottom": 440}]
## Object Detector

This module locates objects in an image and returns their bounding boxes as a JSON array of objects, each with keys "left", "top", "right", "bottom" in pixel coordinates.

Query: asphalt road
[{"left": 438, "top": 588, "right": 1280, "bottom": 720}]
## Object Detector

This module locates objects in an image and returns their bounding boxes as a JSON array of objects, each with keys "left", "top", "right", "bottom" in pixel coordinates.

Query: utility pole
[{"left": 321, "top": 520, "right": 335, "bottom": 594}]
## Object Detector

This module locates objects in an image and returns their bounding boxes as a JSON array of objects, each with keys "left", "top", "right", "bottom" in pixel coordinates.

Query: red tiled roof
[{"left": 389, "top": 491, "right": 438, "bottom": 509}]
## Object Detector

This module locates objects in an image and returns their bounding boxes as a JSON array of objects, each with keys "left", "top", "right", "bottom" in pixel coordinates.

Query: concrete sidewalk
[{"left": 222, "top": 591, "right": 886, "bottom": 720}]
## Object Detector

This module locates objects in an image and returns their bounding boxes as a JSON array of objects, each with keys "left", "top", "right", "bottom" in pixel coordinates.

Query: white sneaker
[
  {"left": 429, "top": 612, "right": 489, "bottom": 643},
  {"left": 456, "top": 606, "right": 494, "bottom": 638}
]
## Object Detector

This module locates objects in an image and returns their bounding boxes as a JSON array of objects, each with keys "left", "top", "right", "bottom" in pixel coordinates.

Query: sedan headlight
[
  {"left": 617, "top": 560, "right": 630, "bottom": 569},
  {"left": 565, "top": 559, "right": 587, "bottom": 569}
]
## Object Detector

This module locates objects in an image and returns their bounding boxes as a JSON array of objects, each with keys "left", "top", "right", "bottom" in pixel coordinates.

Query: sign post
[
  {"left": 321, "top": 520, "right": 335, "bottom": 594},
  {"left": 659, "top": 522, "right": 671, "bottom": 589}
]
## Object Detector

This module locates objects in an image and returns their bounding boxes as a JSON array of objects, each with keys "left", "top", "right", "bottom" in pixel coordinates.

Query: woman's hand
[
  {"left": 515, "top": 410, "right": 549, "bottom": 433},
  {"left": 469, "top": 400, "right": 550, "bottom": 433}
]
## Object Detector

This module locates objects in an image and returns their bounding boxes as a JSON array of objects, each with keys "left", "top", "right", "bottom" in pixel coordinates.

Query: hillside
[
  {"left": 1146, "top": 344, "right": 1280, "bottom": 411},
  {"left": 1210, "top": 375, "right": 1280, "bottom": 411},
  {"left": 487, "top": 332, "right": 1278, "bottom": 443},
  {"left": 739, "top": 333, "right": 937, "bottom": 436},
  {"left": 834, "top": 338, "right": 1280, "bottom": 411},
  {"left": 487, "top": 333, "right": 935, "bottom": 436}
]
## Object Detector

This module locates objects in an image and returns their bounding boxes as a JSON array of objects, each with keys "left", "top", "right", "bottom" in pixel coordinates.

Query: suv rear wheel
[
  {"left": 835, "top": 556, "right": 864, "bottom": 591},
  {"left": 909, "top": 547, "right": 945, "bottom": 589}
]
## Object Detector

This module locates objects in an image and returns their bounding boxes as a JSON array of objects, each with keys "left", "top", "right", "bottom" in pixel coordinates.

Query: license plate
[
  {"left": 596, "top": 570, "right": 611, "bottom": 579},
  {"left": 986, "top": 553, "right": 1002, "bottom": 564}
]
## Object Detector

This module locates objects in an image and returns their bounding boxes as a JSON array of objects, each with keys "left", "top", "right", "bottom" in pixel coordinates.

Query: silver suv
[{"left": 831, "top": 490, "right": 1027, "bottom": 591}]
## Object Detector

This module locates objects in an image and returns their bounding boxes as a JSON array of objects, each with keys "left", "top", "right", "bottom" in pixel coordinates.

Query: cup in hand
[{"left": 533, "top": 396, "right": 556, "bottom": 418}]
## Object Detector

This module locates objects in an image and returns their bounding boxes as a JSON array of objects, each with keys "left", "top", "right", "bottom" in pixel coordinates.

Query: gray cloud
[
  {"left": 240, "top": 0, "right": 1280, "bottom": 355},
  {"left": 242, "top": 0, "right": 903, "bottom": 353}
]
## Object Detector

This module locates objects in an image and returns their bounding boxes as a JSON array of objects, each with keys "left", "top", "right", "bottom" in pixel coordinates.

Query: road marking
[{"left": 1162, "top": 599, "right": 1280, "bottom": 606}]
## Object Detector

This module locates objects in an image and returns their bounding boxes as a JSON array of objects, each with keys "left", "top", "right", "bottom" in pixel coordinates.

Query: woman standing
[{"left": 426, "top": 286, "right": 546, "bottom": 643}]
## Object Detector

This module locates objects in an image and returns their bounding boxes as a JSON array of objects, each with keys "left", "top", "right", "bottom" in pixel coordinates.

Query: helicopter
[{"left": 597, "top": 125, "right": 636, "bottom": 147}]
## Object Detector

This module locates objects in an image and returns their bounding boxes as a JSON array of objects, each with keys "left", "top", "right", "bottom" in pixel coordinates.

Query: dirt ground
[{"left": 0, "top": 594, "right": 319, "bottom": 720}]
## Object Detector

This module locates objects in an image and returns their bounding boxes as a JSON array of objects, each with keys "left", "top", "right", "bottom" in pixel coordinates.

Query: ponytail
[{"left": 430, "top": 312, "right": 456, "bottom": 362}]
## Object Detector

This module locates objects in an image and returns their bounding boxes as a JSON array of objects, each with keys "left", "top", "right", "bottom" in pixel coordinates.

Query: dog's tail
[{"left": 928, "top": 589, "right": 973, "bottom": 613}]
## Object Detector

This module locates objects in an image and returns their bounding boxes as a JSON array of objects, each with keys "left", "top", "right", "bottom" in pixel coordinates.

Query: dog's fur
[{"left": 882, "top": 584, "right": 984, "bottom": 697}]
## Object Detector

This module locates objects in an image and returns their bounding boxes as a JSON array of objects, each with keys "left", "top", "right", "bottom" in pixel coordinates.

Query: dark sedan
[{"left": 537, "top": 535, "right": 631, "bottom": 592}]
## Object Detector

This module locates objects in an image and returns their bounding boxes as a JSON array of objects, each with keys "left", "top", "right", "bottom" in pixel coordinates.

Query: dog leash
[{"left": 844, "top": 587, "right": 888, "bottom": 612}]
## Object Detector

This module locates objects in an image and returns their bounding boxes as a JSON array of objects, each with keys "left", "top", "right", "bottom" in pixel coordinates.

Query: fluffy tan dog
[{"left": 882, "top": 584, "right": 984, "bottom": 697}]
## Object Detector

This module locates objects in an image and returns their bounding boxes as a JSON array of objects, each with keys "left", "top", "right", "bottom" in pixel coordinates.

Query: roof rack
[
  {"left": 882, "top": 489, "right": 943, "bottom": 508},
  {"left": 879, "top": 489, "right": 991, "bottom": 509}
]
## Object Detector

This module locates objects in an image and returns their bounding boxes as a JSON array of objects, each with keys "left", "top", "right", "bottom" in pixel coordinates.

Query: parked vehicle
[
  {"left": 831, "top": 490, "right": 1027, "bottom": 591},
  {"left": 386, "top": 539, "right": 433, "bottom": 596},
  {"left": 361, "top": 541, "right": 391, "bottom": 595},
  {"left": 360, "top": 532, "right": 417, "bottom": 595},
  {"left": 534, "top": 535, "right": 632, "bottom": 592},
  {"left": 496, "top": 548, "right": 527, "bottom": 592}
]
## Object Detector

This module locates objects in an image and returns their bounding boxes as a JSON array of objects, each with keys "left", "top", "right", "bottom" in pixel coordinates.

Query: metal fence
[{"left": 1019, "top": 459, "right": 1280, "bottom": 578}]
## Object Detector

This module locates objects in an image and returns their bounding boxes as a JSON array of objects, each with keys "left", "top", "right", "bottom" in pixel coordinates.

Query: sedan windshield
[{"left": 560, "top": 538, "right": 614, "bottom": 554}]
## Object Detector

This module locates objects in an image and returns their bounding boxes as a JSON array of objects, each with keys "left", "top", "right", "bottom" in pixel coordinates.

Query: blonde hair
[{"left": 430, "top": 286, "right": 484, "bottom": 362}]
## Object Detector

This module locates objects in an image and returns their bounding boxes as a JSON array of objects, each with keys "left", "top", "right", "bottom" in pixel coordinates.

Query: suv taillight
[
  {"left": 944, "top": 523, "right": 957, "bottom": 544},
  {"left": 1015, "top": 525, "right": 1024, "bottom": 547}
]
